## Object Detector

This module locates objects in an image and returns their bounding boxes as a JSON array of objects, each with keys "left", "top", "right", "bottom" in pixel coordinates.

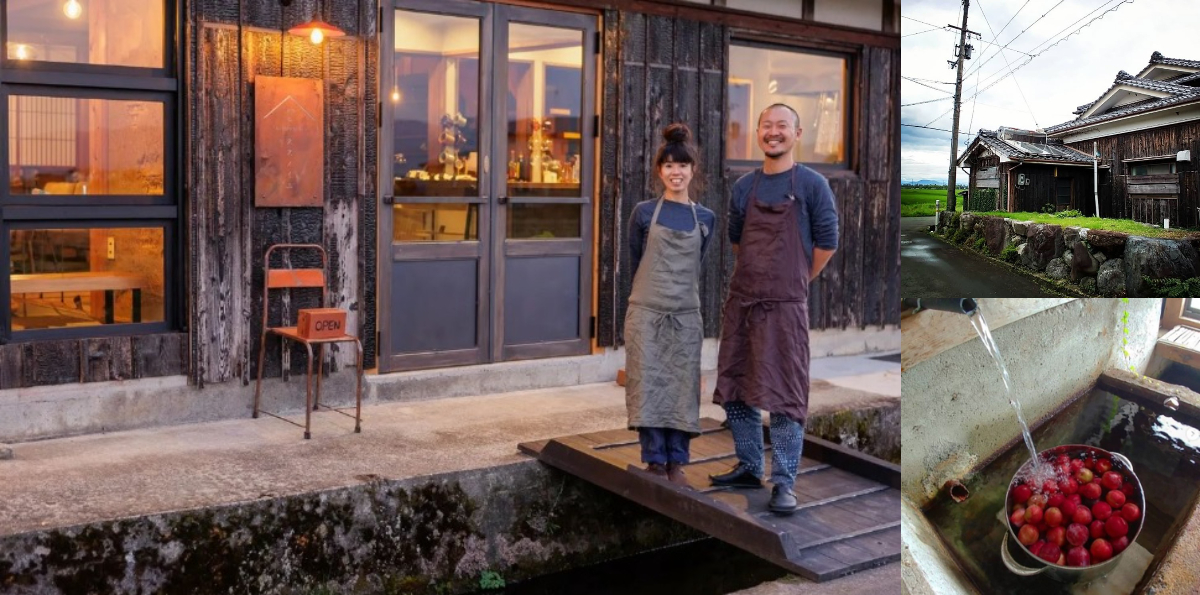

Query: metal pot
[{"left": 1000, "top": 444, "right": 1146, "bottom": 583}]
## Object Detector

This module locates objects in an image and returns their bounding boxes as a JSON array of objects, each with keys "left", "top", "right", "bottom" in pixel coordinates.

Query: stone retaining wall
[{"left": 935, "top": 211, "right": 1200, "bottom": 296}]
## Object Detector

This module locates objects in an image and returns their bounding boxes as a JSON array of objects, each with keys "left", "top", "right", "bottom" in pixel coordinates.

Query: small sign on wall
[{"left": 255, "top": 76, "right": 324, "bottom": 207}]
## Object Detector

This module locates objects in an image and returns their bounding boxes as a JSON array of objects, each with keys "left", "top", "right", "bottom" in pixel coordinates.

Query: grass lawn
[
  {"left": 902, "top": 187, "right": 964, "bottom": 217},
  {"left": 973, "top": 211, "right": 1197, "bottom": 239}
]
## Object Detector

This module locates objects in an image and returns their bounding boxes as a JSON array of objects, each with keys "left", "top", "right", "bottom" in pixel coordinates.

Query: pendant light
[
  {"left": 63, "top": 0, "right": 83, "bottom": 20},
  {"left": 286, "top": 0, "right": 344, "bottom": 45}
]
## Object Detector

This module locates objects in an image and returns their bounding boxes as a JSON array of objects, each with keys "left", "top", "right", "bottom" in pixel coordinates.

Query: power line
[
  {"left": 962, "top": 0, "right": 1065, "bottom": 80},
  {"left": 966, "top": 0, "right": 1033, "bottom": 69},
  {"left": 926, "top": 0, "right": 1136, "bottom": 128},
  {"left": 902, "top": 76, "right": 955, "bottom": 95},
  {"left": 975, "top": 0, "right": 1039, "bottom": 128},
  {"left": 903, "top": 123, "right": 974, "bottom": 135},
  {"left": 903, "top": 26, "right": 947, "bottom": 38},
  {"left": 903, "top": 96, "right": 954, "bottom": 107}
]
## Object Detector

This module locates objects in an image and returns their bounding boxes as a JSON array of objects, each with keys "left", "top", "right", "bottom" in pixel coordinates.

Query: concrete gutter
[
  {"left": 900, "top": 299, "right": 1161, "bottom": 594},
  {"left": 0, "top": 354, "right": 899, "bottom": 593}
]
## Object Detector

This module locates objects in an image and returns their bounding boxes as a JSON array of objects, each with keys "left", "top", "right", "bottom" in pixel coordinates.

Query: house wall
[
  {"left": 1007, "top": 163, "right": 1093, "bottom": 214},
  {"left": 1065, "top": 120, "right": 1200, "bottom": 226},
  {"left": 597, "top": 8, "right": 900, "bottom": 346}
]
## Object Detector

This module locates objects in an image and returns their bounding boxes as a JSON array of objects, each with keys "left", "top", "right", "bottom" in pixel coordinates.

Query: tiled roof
[
  {"left": 1047, "top": 64, "right": 1200, "bottom": 134},
  {"left": 1150, "top": 51, "right": 1200, "bottom": 69},
  {"left": 967, "top": 129, "right": 1094, "bottom": 164}
]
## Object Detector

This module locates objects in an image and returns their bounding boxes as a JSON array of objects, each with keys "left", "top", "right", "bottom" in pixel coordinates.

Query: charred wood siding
[
  {"left": 598, "top": 12, "right": 729, "bottom": 346},
  {"left": 189, "top": 0, "right": 376, "bottom": 386},
  {"left": 1065, "top": 121, "right": 1200, "bottom": 226},
  {"left": 1008, "top": 164, "right": 1091, "bottom": 214},
  {"left": 597, "top": 14, "right": 900, "bottom": 345},
  {"left": 0, "top": 333, "right": 185, "bottom": 390}
]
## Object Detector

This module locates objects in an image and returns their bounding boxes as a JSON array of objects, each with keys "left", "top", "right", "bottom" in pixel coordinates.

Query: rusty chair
[{"left": 253, "top": 243, "right": 362, "bottom": 439}]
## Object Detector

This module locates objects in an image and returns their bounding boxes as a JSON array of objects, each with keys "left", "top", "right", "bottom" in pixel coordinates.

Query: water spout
[
  {"left": 902, "top": 298, "right": 978, "bottom": 316},
  {"left": 944, "top": 479, "right": 970, "bottom": 503}
]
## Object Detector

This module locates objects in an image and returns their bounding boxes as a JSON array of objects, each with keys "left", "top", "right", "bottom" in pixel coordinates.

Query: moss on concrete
[{"left": 807, "top": 403, "right": 900, "bottom": 464}]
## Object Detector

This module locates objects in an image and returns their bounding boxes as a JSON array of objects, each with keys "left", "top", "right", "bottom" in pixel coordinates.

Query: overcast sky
[{"left": 901, "top": 0, "right": 1200, "bottom": 183}]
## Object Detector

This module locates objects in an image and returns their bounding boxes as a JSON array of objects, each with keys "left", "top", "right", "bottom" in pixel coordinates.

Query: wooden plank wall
[
  {"left": 0, "top": 333, "right": 186, "bottom": 390},
  {"left": 1010, "top": 164, "right": 1092, "bottom": 214},
  {"left": 599, "top": 12, "right": 728, "bottom": 345},
  {"left": 189, "top": 0, "right": 376, "bottom": 386},
  {"left": 597, "top": 14, "right": 900, "bottom": 346},
  {"left": 1066, "top": 121, "right": 1200, "bottom": 226}
]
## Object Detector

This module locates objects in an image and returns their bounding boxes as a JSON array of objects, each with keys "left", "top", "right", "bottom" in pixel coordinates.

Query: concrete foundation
[
  {"left": 0, "top": 328, "right": 898, "bottom": 443},
  {"left": 0, "top": 351, "right": 899, "bottom": 594}
]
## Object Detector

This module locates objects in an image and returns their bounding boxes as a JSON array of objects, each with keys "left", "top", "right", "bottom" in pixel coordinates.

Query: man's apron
[
  {"left": 625, "top": 199, "right": 705, "bottom": 434},
  {"left": 713, "top": 167, "right": 811, "bottom": 424}
]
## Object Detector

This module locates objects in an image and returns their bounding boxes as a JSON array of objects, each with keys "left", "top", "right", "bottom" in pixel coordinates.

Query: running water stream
[{"left": 967, "top": 305, "right": 1049, "bottom": 481}]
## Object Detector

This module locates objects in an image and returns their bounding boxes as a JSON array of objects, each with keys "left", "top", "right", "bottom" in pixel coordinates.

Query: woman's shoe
[
  {"left": 645, "top": 462, "right": 668, "bottom": 477},
  {"left": 666, "top": 462, "right": 690, "bottom": 488}
]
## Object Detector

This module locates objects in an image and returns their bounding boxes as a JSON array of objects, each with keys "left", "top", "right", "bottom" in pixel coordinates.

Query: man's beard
[{"left": 763, "top": 148, "right": 789, "bottom": 159}]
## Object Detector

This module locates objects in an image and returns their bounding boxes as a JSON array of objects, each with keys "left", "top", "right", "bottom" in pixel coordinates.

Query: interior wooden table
[{"left": 11, "top": 272, "right": 146, "bottom": 324}]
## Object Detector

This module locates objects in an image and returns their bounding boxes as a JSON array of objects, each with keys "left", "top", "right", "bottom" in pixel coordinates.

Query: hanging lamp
[{"left": 284, "top": 0, "right": 344, "bottom": 45}]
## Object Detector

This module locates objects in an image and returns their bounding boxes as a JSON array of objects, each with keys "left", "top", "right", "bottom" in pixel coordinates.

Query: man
[{"left": 709, "top": 103, "right": 839, "bottom": 515}]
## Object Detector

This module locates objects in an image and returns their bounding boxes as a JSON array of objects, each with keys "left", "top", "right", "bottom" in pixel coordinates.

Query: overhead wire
[
  {"left": 974, "top": 0, "right": 1040, "bottom": 128},
  {"left": 925, "top": 0, "right": 1136, "bottom": 126}
]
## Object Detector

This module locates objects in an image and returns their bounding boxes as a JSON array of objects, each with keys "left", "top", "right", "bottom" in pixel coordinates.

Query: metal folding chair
[{"left": 253, "top": 243, "right": 362, "bottom": 439}]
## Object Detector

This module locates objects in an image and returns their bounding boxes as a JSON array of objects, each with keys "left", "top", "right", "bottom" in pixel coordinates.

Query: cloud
[{"left": 901, "top": 0, "right": 1200, "bottom": 181}]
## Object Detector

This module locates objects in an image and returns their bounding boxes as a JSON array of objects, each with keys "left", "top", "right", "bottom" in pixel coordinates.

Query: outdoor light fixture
[
  {"left": 13, "top": 44, "right": 30, "bottom": 60},
  {"left": 390, "top": 86, "right": 402, "bottom": 103},
  {"left": 287, "top": 19, "right": 344, "bottom": 45},
  {"left": 63, "top": 0, "right": 82, "bottom": 19}
]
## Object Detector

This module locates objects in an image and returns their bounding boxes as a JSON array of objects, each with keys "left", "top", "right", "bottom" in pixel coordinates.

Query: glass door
[
  {"left": 491, "top": 6, "right": 595, "bottom": 361},
  {"left": 380, "top": 0, "right": 595, "bottom": 371},
  {"left": 380, "top": 0, "right": 492, "bottom": 371}
]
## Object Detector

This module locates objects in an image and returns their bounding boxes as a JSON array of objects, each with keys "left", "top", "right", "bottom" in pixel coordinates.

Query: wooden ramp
[{"left": 518, "top": 418, "right": 900, "bottom": 582}]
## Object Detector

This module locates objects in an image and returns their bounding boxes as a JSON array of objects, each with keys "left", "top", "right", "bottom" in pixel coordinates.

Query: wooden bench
[{"left": 11, "top": 272, "right": 146, "bottom": 324}]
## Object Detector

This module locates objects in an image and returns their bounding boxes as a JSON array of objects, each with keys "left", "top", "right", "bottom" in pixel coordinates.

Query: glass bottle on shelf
[
  {"left": 518, "top": 153, "right": 527, "bottom": 182},
  {"left": 508, "top": 150, "right": 518, "bottom": 181}
]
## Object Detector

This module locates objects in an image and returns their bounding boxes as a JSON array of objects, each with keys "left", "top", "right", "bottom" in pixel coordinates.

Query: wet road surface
[{"left": 901, "top": 216, "right": 1057, "bottom": 297}]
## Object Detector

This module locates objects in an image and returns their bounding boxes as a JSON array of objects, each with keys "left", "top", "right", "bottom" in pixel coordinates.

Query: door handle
[
  {"left": 497, "top": 196, "right": 508, "bottom": 205},
  {"left": 382, "top": 195, "right": 394, "bottom": 205}
]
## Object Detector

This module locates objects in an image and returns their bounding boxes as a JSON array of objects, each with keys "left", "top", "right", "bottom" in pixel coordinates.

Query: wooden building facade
[
  {"left": 0, "top": 0, "right": 900, "bottom": 392},
  {"left": 960, "top": 54, "right": 1200, "bottom": 227}
]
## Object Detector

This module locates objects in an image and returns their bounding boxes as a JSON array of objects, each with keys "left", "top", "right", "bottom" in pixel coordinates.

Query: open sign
[{"left": 297, "top": 308, "right": 348, "bottom": 339}]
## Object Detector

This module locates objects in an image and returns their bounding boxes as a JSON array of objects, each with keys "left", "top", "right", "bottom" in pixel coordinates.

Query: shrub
[
  {"left": 1054, "top": 209, "right": 1083, "bottom": 218},
  {"left": 1146, "top": 277, "right": 1200, "bottom": 297},
  {"left": 1000, "top": 245, "right": 1020, "bottom": 263},
  {"left": 951, "top": 227, "right": 971, "bottom": 244},
  {"left": 1041, "top": 203, "right": 1057, "bottom": 214},
  {"left": 973, "top": 235, "right": 988, "bottom": 253}
]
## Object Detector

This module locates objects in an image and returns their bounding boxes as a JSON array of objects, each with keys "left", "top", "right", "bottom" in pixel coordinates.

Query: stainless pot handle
[
  {"left": 1112, "top": 452, "right": 1134, "bottom": 472},
  {"left": 1001, "top": 531, "right": 1049, "bottom": 576}
]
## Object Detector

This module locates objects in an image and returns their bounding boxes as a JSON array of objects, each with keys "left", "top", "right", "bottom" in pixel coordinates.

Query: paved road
[{"left": 901, "top": 216, "right": 1057, "bottom": 297}]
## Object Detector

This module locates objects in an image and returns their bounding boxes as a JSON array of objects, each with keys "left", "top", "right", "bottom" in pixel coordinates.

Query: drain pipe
[
  {"left": 901, "top": 298, "right": 979, "bottom": 316},
  {"left": 943, "top": 479, "right": 971, "bottom": 503}
]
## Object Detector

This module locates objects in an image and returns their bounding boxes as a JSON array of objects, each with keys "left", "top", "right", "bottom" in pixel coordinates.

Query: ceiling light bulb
[
  {"left": 64, "top": 0, "right": 82, "bottom": 19},
  {"left": 14, "top": 44, "right": 30, "bottom": 60},
  {"left": 310, "top": 28, "right": 324, "bottom": 45},
  {"left": 391, "top": 88, "right": 401, "bottom": 103}
]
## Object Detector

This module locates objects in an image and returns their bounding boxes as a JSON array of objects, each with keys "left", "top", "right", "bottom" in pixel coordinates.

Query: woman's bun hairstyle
[{"left": 662, "top": 122, "right": 691, "bottom": 144}]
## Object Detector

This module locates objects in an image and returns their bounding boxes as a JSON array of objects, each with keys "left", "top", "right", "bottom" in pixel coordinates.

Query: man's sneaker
[
  {"left": 769, "top": 485, "right": 798, "bottom": 515},
  {"left": 709, "top": 464, "right": 764, "bottom": 488}
]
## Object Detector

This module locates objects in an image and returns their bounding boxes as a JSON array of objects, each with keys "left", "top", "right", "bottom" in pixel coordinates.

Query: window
[
  {"left": 1129, "top": 161, "right": 1177, "bottom": 176},
  {"left": 2, "top": 1, "right": 176, "bottom": 340},
  {"left": 727, "top": 43, "right": 850, "bottom": 168}
]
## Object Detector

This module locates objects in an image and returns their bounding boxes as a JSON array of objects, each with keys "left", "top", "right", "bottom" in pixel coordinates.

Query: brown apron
[{"left": 713, "top": 167, "right": 811, "bottom": 424}]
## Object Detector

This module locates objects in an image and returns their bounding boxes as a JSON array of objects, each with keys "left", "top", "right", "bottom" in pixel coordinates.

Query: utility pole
[{"left": 946, "top": 0, "right": 978, "bottom": 212}]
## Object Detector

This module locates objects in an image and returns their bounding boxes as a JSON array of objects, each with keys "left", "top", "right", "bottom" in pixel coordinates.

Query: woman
[{"left": 625, "top": 123, "right": 716, "bottom": 487}]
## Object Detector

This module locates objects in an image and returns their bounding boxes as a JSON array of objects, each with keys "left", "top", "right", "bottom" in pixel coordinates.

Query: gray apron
[{"left": 625, "top": 199, "right": 705, "bottom": 435}]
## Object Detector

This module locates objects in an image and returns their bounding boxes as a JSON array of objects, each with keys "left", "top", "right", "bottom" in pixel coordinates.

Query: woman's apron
[
  {"left": 625, "top": 199, "right": 705, "bottom": 435},
  {"left": 713, "top": 167, "right": 811, "bottom": 424}
]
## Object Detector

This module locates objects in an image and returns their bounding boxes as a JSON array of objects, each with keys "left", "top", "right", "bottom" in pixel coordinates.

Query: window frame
[
  {"left": 725, "top": 38, "right": 855, "bottom": 175},
  {"left": 0, "top": 0, "right": 181, "bottom": 344}
]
